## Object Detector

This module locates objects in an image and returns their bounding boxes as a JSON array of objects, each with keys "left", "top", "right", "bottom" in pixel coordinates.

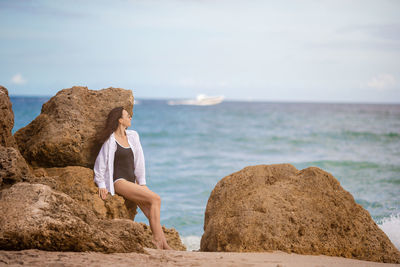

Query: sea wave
[
  {"left": 342, "top": 130, "right": 400, "bottom": 140},
  {"left": 181, "top": 235, "right": 201, "bottom": 251},
  {"left": 378, "top": 213, "right": 400, "bottom": 250}
]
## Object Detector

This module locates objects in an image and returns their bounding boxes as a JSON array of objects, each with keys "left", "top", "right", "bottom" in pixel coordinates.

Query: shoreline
[{"left": 1, "top": 248, "right": 399, "bottom": 267}]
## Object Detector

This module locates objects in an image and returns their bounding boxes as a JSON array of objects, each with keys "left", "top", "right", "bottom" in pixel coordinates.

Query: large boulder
[
  {"left": 30, "top": 166, "right": 138, "bottom": 220},
  {"left": 0, "top": 86, "right": 18, "bottom": 148},
  {"left": 14, "top": 86, "right": 134, "bottom": 168},
  {"left": 0, "top": 183, "right": 186, "bottom": 252},
  {"left": 0, "top": 86, "right": 34, "bottom": 190},
  {"left": 200, "top": 164, "right": 400, "bottom": 263},
  {"left": 0, "top": 145, "right": 33, "bottom": 190}
]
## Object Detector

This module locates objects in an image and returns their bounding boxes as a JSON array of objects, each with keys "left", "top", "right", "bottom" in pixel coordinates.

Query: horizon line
[{"left": 8, "top": 94, "right": 400, "bottom": 105}]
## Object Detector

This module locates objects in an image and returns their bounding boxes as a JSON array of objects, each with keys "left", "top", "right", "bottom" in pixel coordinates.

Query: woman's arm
[
  {"left": 133, "top": 131, "right": 146, "bottom": 185},
  {"left": 94, "top": 141, "right": 108, "bottom": 189}
]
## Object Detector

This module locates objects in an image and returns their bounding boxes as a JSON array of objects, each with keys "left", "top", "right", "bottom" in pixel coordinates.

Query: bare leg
[
  {"left": 136, "top": 201, "right": 172, "bottom": 250},
  {"left": 114, "top": 180, "right": 172, "bottom": 250}
]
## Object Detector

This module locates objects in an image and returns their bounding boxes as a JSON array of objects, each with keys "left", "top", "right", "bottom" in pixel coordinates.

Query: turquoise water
[{"left": 10, "top": 97, "right": 400, "bottom": 250}]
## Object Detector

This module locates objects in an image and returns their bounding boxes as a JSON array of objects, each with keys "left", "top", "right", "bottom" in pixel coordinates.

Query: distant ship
[{"left": 167, "top": 94, "right": 224, "bottom": 106}]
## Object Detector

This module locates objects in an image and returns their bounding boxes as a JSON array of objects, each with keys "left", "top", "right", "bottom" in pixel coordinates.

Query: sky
[{"left": 1, "top": 0, "right": 400, "bottom": 103}]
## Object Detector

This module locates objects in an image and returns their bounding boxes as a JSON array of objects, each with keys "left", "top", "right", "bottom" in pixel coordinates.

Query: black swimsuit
[{"left": 113, "top": 141, "right": 135, "bottom": 183}]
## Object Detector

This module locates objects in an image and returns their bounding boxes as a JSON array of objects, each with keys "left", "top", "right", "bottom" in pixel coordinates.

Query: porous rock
[
  {"left": 29, "top": 166, "right": 138, "bottom": 220},
  {"left": 200, "top": 164, "right": 400, "bottom": 263},
  {"left": 14, "top": 86, "right": 134, "bottom": 168},
  {"left": 0, "top": 86, "right": 17, "bottom": 148},
  {"left": 0, "top": 145, "right": 33, "bottom": 190},
  {"left": 0, "top": 183, "right": 186, "bottom": 252}
]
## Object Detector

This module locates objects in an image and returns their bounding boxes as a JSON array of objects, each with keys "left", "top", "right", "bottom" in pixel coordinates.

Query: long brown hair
[{"left": 97, "top": 106, "right": 124, "bottom": 144}]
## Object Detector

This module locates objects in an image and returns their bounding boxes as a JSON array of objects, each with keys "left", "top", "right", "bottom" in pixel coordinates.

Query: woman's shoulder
[
  {"left": 126, "top": 129, "right": 139, "bottom": 138},
  {"left": 126, "top": 129, "right": 138, "bottom": 135},
  {"left": 101, "top": 134, "right": 113, "bottom": 147}
]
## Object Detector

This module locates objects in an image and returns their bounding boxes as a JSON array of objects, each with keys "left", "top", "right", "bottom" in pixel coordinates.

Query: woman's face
[{"left": 119, "top": 109, "right": 132, "bottom": 128}]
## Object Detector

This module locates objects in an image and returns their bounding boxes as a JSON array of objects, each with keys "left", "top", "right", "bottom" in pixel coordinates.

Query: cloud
[
  {"left": 366, "top": 74, "right": 396, "bottom": 91},
  {"left": 11, "top": 73, "right": 27, "bottom": 85}
]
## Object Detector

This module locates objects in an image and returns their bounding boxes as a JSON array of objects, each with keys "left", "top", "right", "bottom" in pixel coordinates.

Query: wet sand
[{"left": 1, "top": 248, "right": 399, "bottom": 267}]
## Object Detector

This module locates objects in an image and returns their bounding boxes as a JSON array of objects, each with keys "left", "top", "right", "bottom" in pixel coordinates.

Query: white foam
[
  {"left": 181, "top": 235, "right": 201, "bottom": 251},
  {"left": 378, "top": 213, "right": 400, "bottom": 250}
]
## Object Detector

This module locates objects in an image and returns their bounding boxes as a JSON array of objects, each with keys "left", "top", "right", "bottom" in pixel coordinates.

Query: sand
[{"left": 1, "top": 248, "right": 399, "bottom": 267}]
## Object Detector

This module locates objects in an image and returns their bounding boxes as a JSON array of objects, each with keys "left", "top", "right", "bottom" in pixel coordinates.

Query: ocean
[{"left": 10, "top": 97, "right": 400, "bottom": 251}]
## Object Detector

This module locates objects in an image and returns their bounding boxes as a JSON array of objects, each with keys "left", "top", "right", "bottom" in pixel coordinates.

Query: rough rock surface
[
  {"left": 14, "top": 86, "right": 134, "bottom": 168},
  {"left": 30, "top": 166, "right": 138, "bottom": 220},
  {"left": 0, "top": 86, "right": 17, "bottom": 148},
  {"left": 200, "top": 164, "right": 400, "bottom": 263},
  {"left": 0, "top": 145, "right": 33, "bottom": 190},
  {"left": 0, "top": 183, "right": 186, "bottom": 252}
]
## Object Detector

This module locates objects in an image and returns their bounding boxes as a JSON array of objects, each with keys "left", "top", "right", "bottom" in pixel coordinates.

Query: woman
[{"left": 93, "top": 106, "right": 172, "bottom": 250}]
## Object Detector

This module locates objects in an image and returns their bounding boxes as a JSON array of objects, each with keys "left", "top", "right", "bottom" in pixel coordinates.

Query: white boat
[{"left": 167, "top": 94, "right": 224, "bottom": 106}]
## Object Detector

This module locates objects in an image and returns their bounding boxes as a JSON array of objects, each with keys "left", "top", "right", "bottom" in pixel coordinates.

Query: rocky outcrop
[
  {"left": 0, "top": 86, "right": 18, "bottom": 148},
  {"left": 0, "top": 146, "right": 33, "bottom": 190},
  {"left": 1, "top": 86, "right": 186, "bottom": 253},
  {"left": 200, "top": 164, "right": 400, "bottom": 263},
  {"left": 14, "top": 86, "right": 134, "bottom": 168},
  {"left": 0, "top": 183, "right": 186, "bottom": 252},
  {"left": 29, "top": 166, "right": 137, "bottom": 220},
  {"left": 1, "top": 86, "right": 137, "bottom": 220}
]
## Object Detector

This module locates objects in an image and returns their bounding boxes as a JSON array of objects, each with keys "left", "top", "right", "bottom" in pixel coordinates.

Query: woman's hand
[{"left": 98, "top": 188, "right": 108, "bottom": 200}]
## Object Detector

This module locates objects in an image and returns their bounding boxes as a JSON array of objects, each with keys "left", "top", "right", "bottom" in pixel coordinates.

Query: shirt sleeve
[
  {"left": 133, "top": 131, "right": 146, "bottom": 185},
  {"left": 94, "top": 141, "right": 108, "bottom": 188}
]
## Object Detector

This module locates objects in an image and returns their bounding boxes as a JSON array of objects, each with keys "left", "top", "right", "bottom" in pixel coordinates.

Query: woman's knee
[{"left": 151, "top": 193, "right": 161, "bottom": 206}]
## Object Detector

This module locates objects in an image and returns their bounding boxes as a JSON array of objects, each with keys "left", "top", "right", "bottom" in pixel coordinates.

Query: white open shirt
[{"left": 93, "top": 129, "right": 146, "bottom": 196}]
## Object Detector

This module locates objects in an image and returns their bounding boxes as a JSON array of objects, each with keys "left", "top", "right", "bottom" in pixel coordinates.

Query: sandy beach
[{"left": 1, "top": 248, "right": 399, "bottom": 267}]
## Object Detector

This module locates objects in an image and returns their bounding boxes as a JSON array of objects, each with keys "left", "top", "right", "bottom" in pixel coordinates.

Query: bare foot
[
  {"left": 162, "top": 240, "right": 173, "bottom": 250},
  {"left": 151, "top": 239, "right": 163, "bottom": 249}
]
